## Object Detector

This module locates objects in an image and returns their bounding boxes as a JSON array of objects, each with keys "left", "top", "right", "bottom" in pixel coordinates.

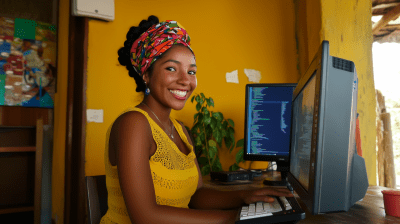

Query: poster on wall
[{"left": 0, "top": 17, "right": 56, "bottom": 108}]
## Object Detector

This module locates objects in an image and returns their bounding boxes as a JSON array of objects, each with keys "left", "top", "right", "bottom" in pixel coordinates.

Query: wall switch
[{"left": 87, "top": 109, "right": 104, "bottom": 123}]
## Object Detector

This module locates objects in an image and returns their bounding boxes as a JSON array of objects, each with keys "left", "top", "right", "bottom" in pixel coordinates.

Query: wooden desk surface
[{"left": 203, "top": 172, "right": 400, "bottom": 224}]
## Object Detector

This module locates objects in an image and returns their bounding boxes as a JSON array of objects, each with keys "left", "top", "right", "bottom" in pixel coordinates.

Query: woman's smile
[{"left": 170, "top": 89, "right": 189, "bottom": 99}]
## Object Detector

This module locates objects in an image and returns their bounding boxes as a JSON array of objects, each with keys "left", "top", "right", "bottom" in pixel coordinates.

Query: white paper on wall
[
  {"left": 226, "top": 70, "right": 239, "bottom": 83},
  {"left": 244, "top": 69, "right": 261, "bottom": 83},
  {"left": 87, "top": 109, "right": 104, "bottom": 123}
]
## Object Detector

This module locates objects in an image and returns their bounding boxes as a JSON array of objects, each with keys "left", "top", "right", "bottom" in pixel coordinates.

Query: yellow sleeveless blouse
[{"left": 100, "top": 108, "right": 199, "bottom": 224}]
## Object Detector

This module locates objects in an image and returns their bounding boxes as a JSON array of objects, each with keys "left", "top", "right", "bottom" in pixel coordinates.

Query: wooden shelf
[
  {"left": 0, "top": 147, "right": 36, "bottom": 152},
  {"left": 0, "top": 205, "right": 34, "bottom": 215}
]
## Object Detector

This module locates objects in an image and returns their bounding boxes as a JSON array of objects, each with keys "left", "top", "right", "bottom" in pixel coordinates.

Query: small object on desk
[
  {"left": 382, "top": 190, "right": 400, "bottom": 218},
  {"left": 210, "top": 171, "right": 256, "bottom": 183}
]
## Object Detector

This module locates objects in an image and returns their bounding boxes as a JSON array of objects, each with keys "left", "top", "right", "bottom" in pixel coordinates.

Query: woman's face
[{"left": 143, "top": 45, "right": 197, "bottom": 110}]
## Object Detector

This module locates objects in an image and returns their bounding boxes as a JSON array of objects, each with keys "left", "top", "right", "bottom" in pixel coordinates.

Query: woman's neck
[{"left": 140, "top": 98, "right": 172, "bottom": 123}]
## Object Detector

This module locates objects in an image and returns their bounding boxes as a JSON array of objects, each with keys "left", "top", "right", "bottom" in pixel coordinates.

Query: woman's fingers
[{"left": 255, "top": 187, "right": 294, "bottom": 197}]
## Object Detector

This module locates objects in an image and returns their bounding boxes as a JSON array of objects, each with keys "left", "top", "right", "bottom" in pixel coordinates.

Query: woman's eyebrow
[{"left": 163, "top": 59, "right": 197, "bottom": 67}]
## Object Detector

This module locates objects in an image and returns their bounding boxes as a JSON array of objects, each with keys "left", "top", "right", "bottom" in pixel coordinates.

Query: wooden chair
[{"left": 86, "top": 175, "right": 108, "bottom": 224}]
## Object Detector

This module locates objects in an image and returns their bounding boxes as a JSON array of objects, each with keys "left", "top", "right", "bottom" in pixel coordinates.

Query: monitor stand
[
  {"left": 263, "top": 171, "right": 288, "bottom": 186},
  {"left": 262, "top": 161, "right": 292, "bottom": 190}
]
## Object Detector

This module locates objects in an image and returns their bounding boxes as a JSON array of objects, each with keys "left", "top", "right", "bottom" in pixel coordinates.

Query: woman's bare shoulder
[
  {"left": 109, "top": 110, "right": 152, "bottom": 165},
  {"left": 112, "top": 110, "right": 150, "bottom": 134}
]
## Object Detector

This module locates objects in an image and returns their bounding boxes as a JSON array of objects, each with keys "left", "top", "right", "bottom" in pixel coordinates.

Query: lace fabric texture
[{"left": 100, "top": 108, "right": 199, "bottom": 224}]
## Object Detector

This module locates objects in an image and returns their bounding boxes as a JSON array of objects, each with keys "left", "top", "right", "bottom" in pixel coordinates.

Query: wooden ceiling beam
[
  {"left": 380, "top": 24, "right": 400, "bottom": 30},
  {"left": 372, "top": 3, "right": 400, "bottom": 34},
  {"left": 372, "top": 2, "right": 399, "bottom": 11}
]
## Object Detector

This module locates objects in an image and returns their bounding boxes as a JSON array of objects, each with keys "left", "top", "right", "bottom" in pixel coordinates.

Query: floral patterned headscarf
[{"left": 130, "top": 20, "right": 194, "bottom": 76}]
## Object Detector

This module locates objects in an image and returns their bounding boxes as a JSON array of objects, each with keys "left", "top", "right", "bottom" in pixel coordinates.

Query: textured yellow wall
[
  {"left": 52, "top": 0, "right": 69, "bottom": 222},
  {"left": 294, "top": 0, "right": 377, "bottom": 185},
  {"left": 293, "top": 0, "right": 322, "bottom": 78},
  {"left": 85, "top": 0, "right": 299, "bottom": 176},
  {"left": 320, "top": 0, "right": 376, "bottom": 186}
]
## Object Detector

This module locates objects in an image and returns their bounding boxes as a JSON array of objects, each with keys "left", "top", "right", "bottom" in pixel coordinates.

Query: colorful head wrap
[{"left": 130, "top": 20, "right": 194, "bottom": 76}]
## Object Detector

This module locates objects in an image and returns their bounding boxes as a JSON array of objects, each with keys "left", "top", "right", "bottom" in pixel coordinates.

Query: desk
[{"left": 203, "top": 172, "right": 400, "bottom": 224}]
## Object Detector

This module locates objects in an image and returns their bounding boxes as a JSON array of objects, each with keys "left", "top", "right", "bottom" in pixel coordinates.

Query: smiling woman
[{"left": 100, "top": 15, "right": 293, "bottom": 224}]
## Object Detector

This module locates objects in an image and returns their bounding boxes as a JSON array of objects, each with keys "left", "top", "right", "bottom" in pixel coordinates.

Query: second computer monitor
[{"left": 243, "top": 83, "right": 296, "bottom": 168}]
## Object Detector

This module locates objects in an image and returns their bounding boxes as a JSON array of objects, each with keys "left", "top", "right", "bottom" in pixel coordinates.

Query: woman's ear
[{"left": 142, "top": 71, "right": 150, "bottom": 85}]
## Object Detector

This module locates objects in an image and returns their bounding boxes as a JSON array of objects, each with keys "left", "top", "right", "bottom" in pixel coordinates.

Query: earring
[{"left": 144, "top": 81, "right": 150, "bottom": 96}]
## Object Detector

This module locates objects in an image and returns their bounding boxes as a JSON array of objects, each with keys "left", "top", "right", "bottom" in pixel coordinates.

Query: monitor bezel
[
  {"left": 287, "top": 40, "right": 330, "bottom": 215},
  {"left": 243, "top": 83, "right": 297, "bottom": 163}
]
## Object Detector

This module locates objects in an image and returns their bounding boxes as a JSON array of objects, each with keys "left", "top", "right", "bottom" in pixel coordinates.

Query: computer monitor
[
  {"left": 287, "top": 40, "right": 369, "bottom": 214},
  {"left": 243, "top": 83, "right": 296, "bottom": 186}
]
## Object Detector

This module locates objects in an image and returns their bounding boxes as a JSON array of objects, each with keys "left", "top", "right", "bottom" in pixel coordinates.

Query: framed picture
[{"left": 0, "top": 17, "right": 56, "bottom": 108}]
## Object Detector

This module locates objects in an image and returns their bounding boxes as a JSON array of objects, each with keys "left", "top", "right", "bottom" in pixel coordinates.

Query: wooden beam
[
  {"left": 0, "top": 147, "right": 36, "bottom": 152},
  {"left": 372, "top": 0, "right": 400, "bottom": 8},
  {"left": 381, "top": 113, "right": 396, "bottom": 188},
  {"left": 372, "top": 2, "right": 399, "bottom": 11},
  {"left": 373, "top": 3, "right": 400, "bottom": 34},
  {"left": 380, "top": 23, "right": 400, "bottom": 30},
  {"left": 34, "top": 118, "right": 43, "bottom": 224},
  {"left": 0, "top": 206, "right": 34, "bottom": 215},
  {"left": 64, "top": 14, "right": 88, "bottom": 224}
]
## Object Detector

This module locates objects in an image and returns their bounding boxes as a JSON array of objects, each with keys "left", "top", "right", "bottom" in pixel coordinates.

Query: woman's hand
[{"left": 240, "top": 187, "right": 294, "bottom": 204}]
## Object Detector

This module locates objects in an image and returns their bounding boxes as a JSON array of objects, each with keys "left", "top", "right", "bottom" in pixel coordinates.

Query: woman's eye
[
  {"left": 166, "top": 67, "right": 176, "bottom": 72},
  {"left": 188, "top": 71, "right": 196, "bottom": 75}
]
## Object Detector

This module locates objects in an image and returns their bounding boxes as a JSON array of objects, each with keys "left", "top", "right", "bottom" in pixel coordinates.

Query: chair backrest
[{"left": 86, "top": 175, "right": 108, "bottom": 224}]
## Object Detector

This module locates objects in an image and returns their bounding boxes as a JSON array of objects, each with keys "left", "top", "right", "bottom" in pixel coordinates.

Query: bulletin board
[{"left": 0, "top": 17, "right": 56, "bottom": 108}]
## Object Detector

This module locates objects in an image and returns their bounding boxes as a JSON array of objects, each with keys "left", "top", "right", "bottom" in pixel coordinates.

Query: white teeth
[{"left": 170, "top": 90, "right": 187, "bottom": 97}]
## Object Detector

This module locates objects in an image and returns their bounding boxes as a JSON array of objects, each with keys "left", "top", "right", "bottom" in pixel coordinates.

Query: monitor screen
[
  {"left": 244, "top": 84, "right": 296, "bottom": 162},
  {"left": 289, "top": 73, "right": 316, "bottom": 191}
]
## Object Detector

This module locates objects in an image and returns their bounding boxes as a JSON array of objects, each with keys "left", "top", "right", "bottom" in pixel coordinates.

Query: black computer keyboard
[{"left": 235, "top": 196, "right": 305, "bottom": 224}]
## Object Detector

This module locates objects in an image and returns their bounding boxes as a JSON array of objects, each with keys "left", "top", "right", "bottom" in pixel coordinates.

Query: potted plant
[{"left": 187, "top": 93, "right": 245, "bottom": 176}]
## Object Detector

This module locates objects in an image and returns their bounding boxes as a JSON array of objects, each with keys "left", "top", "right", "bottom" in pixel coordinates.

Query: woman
[{"left": 101, "top": 15, "right": 293, "bottom": 224}]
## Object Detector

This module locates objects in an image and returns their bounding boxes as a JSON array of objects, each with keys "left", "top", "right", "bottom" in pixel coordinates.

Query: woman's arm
[{"left": 113, "top": 113, "right": 239, "bottom": 224}]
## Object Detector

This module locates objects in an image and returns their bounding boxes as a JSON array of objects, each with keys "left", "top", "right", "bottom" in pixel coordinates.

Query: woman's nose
[{"left": 178, "top": 71, "right": 190, "bottom": 85}]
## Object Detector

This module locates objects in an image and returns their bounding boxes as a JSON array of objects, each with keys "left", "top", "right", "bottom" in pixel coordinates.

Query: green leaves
[
  {"left": 213, "top": 129, "right": 222, "bottom": 145},
  {"left": 236, "top": 148, "right": 244, "bottom": 164},
  {"left": 196, "top": 102, "right": 201, "bottom": 111},
  {"left": 229, "top": 163, "right": 240, "bottom": 171},
  {"left": 228, "top": 119, "right": 234, "bottom": 127},
  {"left": 208, "top": 147, "right": 217, "bottom": 160},
  {"left": 208, "top": 139, "right": 216, "bottom": 147},
  {"left": 212, "top": 112, "right": 223, "bottom": 122},
  {"left": 201, "top": 164, "right": 210, "bottom": 176},
  {"left": 189, "top": 93, "right": 242, "bottom": 176},
  {"left": 202, "top": 106, "right": 209, "bottom": 115},
  {"left": 208, "top": 98, "right": 214, "bottom": 107},
  {"left": 203, "top": 116, "right": 211, "bottom": 125},
  {"left": 198, "top": 157, "right": 208, "bottom": 166},
  {"left": 236, "top": 139, "right": 244, "bottom": 148},
  {"left": 212, "top": 157, "right": 222, "bottom": 172}
]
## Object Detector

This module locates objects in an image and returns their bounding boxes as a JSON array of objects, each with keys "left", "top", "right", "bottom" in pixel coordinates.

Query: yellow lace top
[{"left": 100, "top": 108, "right": 199, "bottom": 224}]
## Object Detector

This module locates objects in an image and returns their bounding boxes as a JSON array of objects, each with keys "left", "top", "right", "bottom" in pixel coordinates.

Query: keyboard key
[
  {"left": 279, "top": 196, "right": 292, "bottom": 210},
  {"left": 263, "top": 202, "right": 272, "bottom": 212},
  {"left": 271, "top": 199, "right": 283, "bottom": 213},
  {"left": 256, "top": 202, "right": 263, "bottom": 214}
]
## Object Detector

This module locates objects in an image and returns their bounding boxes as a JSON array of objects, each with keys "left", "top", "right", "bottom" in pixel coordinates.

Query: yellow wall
[
  {"left": 294, "top": 0, "right": 377, "bottom": 185},
  {"left": 52, "top": 0, "right": 69, "bottom": 222},
  {"left": 320, "top": 0, "right": 376, "bottom": 186},
  {"left": 85, "top": 0, "right": 299, "bottom": 176}
]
